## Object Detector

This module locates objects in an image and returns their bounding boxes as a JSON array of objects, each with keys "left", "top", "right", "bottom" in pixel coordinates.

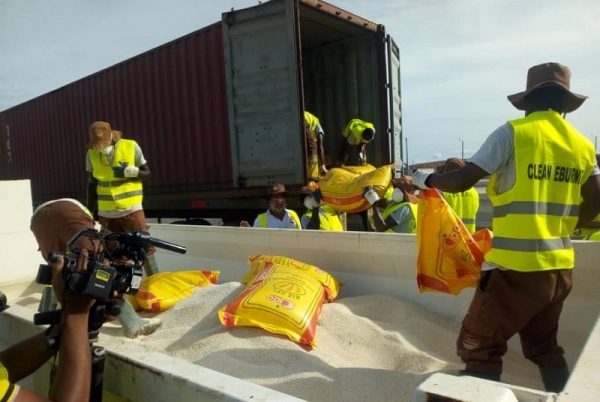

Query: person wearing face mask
[
  {"left": 298, "top": 186, "right": 343, "bottom": 231},
  {"left": 366, "top": 176, "right": 418, "bottom": 234},
  {"left": 239, "top": 184, "right": 301, "bottom": 229},
  {"left": 437, "top": 158, "right": 480, "bottom": 233},
  {"left": 85, "top": 121, "right": 160, "bottom": 278}
]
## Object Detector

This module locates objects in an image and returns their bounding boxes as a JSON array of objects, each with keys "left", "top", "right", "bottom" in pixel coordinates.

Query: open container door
[
  {"left": 222, "top": 0, "right": 305, "bottom": 188},
  {"left": 386, "top": 34, "right": 403, "bottom": 178}
]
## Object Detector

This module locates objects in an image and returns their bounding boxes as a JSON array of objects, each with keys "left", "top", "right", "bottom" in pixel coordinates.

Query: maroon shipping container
[
  {"left": 0, "top": 0, "right": 403, "bottom": 225},
  {"left": 0, "top": 22, "right": 230, "bottom": 198}
]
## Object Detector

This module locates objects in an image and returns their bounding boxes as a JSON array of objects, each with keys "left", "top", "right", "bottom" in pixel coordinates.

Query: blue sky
[{"left": 1, "top": 0, "right": 599, "bottom": 163}]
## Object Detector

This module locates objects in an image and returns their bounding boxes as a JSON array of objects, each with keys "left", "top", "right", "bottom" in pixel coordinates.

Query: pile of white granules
[{"left": 138, "top": 282, "right": 542, "bottom": 402}]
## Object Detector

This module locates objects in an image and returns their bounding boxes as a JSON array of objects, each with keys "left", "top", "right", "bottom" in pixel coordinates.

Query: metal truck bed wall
[{"left": 0, "top": 0, "right": 401, "bottom": 216}]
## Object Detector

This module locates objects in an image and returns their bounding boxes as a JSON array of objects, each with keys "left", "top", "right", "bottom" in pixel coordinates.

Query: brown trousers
[
  {"left": 30, "top": 201, "right": 98, "bottom": 260},
  {"left": 98, "top": 210, "right": 155, "bottom": 256},
  {"left": 457, "top": 268, "right": 572, "bottom": 375}
]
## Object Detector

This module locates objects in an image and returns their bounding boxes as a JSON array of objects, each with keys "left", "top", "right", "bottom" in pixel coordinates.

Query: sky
[{"left": 1, "top": 0, "right": 599, "bottom": 164}]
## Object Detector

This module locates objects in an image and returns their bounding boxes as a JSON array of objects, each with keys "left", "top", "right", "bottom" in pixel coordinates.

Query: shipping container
[{"left": 0, "top": 0, "right": 402, "bottom": 225}]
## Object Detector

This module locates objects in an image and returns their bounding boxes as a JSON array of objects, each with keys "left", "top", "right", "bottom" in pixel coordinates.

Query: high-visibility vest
[
  {"left": 443, "top": 187, "right": 480, "bottom": 233},
  {"left": 304, "top": 205, "right": 344, "bottom": 231},
  {"left": 485, "top": 111, "right": 595, "bottom": 272},
  {"left": 342, "top": 119, "right": 375, "bottom": 144},
  {"left": 381, "top": 201, "right": 417, "bottom": 233},
  {"left": 304, "top": 111, "right": 321, "bottom": 179},
  {"left": 89, "top": 139, "right": 143, "bottom": 211},
  {"left": 580, "top": 214, "right": 600, "bottom": 239},
  {"left": 257, "top": 210, "right": 301, "bottom": 229}
]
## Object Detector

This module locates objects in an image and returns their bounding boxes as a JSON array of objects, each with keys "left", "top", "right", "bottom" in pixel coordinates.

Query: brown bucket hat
[
  {"left": 87, "top": 121, "right": 122, "bottom": 150},
  {"left": 507, "top": 62, "right": 587, "bottom": 113},
  {"left": 267, "top": 183, "right": 287, "bottom": 198}
]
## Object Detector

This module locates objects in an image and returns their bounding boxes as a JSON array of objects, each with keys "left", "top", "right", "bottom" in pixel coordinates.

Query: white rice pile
[{"left": 139, "top": 282, "right": 541, "bottom": 402}]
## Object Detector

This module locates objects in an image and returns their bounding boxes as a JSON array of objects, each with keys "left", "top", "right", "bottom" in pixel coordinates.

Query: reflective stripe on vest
[
  {"left": 258, "top": 210, "right": 301, "bottom": 229},
  {"left": 443, "top": 187, "right": 479, "bottom": 233},
  {"left": 342, "top": 119, "right": 375, "bottom": 144},
  {"left": 304, "top": 205, "right": 344, "bottom": 231},
  {"left": 485, "top": 111, "right": 595, "bottom": 272},
  {"left": 90, "top": 139, "right": 143, "bottom": 211},
  {"left": 381, "top": 201, "right": 417, "bottom": 233}
]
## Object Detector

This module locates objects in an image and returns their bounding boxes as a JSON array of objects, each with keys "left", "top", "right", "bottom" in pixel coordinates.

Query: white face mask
[
  {"left": 392, "top": 188, "right": 405, "bottom": 203},
  {"left": 304, "top": 196, "right": 316, "bottom": 210},
  {"left": 100, "top": 145, "right": 114, "bottom": 155}
]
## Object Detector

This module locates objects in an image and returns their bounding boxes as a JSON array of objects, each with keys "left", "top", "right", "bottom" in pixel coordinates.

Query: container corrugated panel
[{"left": 0, "top": 22, "right": 231, "bottom": 203}]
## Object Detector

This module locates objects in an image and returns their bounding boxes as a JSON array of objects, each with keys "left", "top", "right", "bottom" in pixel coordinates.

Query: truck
[
  {"left": 1, "top": 179, "right": 599, "bottom": 402},
  {"left": 0, "top": 0, "right": 403, "bottom": 226}
]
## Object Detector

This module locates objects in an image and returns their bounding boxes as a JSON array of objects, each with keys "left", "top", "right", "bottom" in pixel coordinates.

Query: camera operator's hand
[{"left": 51, "top": 249, "right": 96, "bottom": 313}]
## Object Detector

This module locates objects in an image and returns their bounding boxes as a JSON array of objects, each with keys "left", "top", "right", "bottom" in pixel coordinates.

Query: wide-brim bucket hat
[{"left": 507, "top": 62, "right": 587, "bottom": 113}]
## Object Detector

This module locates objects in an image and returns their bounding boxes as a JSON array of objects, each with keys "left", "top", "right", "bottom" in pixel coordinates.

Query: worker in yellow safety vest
[
  {"left": 368, "top": 176, "right": 418, "bottom": 233},
  {"left": 299, "top": 186, "right": 343, "bottom": 231},
  {"left": 436, "top": 158, "right": 480, "bottom": 233},
  {"left": 337, "top": 119, "right": 375, "bottom": 166},
  {"left": 240, "top": 184, "right": 301, "bottom": 229},
  {"left": 304, "top": 111, "right": 328, "bottom": 181},
  {"left": 86, "top": 122, "right": 160, "bottom": 277},
  {"left": 411, "top": 63, "right": 600, "bottom": 392}
]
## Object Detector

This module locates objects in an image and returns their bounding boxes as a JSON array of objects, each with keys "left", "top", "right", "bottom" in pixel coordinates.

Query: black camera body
[{"left": 37, "top": 253, "right": 134, "bottom": 301}]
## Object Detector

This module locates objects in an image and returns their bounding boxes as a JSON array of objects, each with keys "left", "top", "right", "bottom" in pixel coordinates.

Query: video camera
[{"left": 33, "top": 229, "right": 186, "bottom": 334}]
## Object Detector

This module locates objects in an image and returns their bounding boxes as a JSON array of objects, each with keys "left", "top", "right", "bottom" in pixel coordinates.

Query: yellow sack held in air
[
  {"left": 136, "top": 270, "right": 220, "bottom": 312},
  {"left": 219, "top": 262, "right": 326, "bottom": 346},
  {"left": 314, "top": 164, "right": 393, "bottom": 213},
  {"left": 243, "top": 255, "right": 342, "bottom": 301},
  {"left": 416, "top": 189, "right": 492, "bottom": 296}
]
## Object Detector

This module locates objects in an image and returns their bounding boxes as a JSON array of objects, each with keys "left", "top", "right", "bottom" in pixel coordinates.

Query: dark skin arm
[
  {"left": 306, "top": 208, "right": 322, "bottom": 230},
  {"left": 317, "top": 134, "right": 326, "bottom": 170},
  {"left": 86, "top": 173, "right": 98, "bottom": 213},
  {"left": 576, "top": 173, "right": 600, "bottom": 229},
  {"left": 0, "top": 327, "right": 60, "bottom": 383},
  {"left": 337, "top": 136, "right": 352, "bottom": 166},
  {"left": 371, "top": 200, "right": 398, "bottom": 232},
  {"left": 425, "top": 162, "right": 489, "bottom": 193},
  {"left": 579, "top": 220, "right": 600, "bottom": 229}
]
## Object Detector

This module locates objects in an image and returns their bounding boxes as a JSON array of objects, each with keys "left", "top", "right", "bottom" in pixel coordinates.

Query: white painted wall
[{"left": 0, "top": 180, "right": 44, "bottom": 284}]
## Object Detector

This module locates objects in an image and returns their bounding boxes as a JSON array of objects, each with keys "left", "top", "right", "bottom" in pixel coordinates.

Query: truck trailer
[{"left": 0, "top": 0, "right": 403, "bottom": 225}]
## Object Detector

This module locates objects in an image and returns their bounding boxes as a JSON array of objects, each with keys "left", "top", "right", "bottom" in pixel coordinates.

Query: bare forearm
[
  {"left": 427, "top": 172, "right": 473, "bottom": 193},
  {"left": 0, "top": 329, "right": 58, "bottom": 383},
  {"left": 577, "top": 200, "right": 600, "bottom": 229},
  {"left": 86, "top": 181, "right": 97, "bottom": 212},
  {"left": 307, "top": 210, "right": 321, "bottom": 230},
  {"left": 371, "top": 205, "right": 387, "bottom": 232},
  {"left": 137, "top": 167, "right": 152, "bottom": 181},
  {"left": 51, "top": 312, "right": 91, "bottom": 402},
  {"left": 579, "top": 220, "right": 600, "bottom": 229},
  {"left": 317, "top": 138, "right": 326, "bottom": 167}
]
